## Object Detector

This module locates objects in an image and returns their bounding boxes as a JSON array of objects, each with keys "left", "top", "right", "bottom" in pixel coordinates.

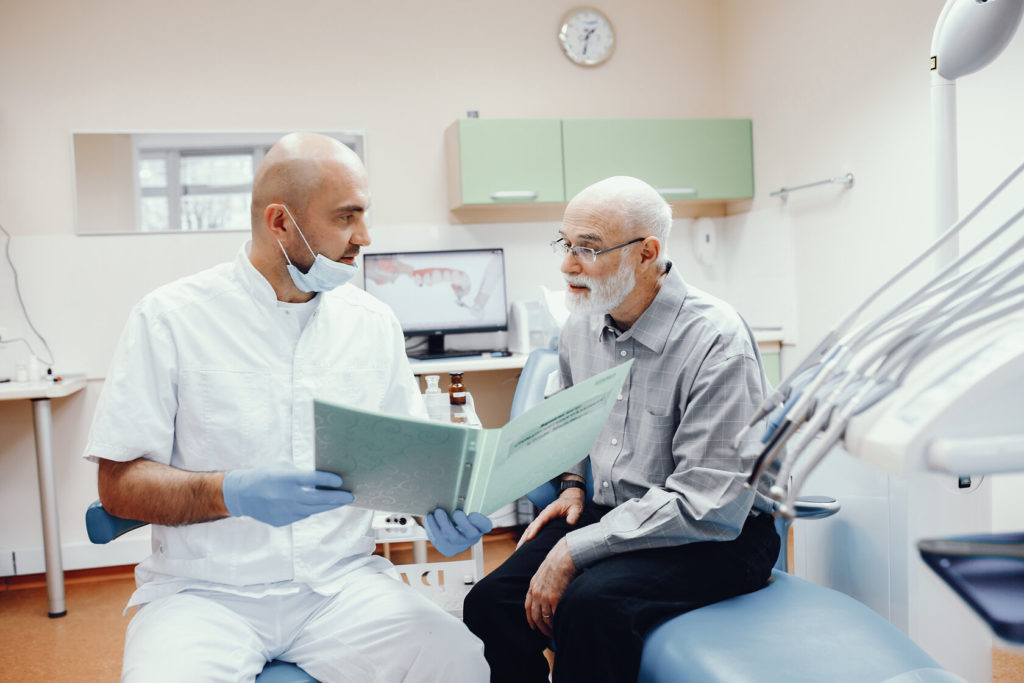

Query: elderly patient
[
  {"left": 463, "top": 176, "right": 780, "bottom": 683},
  {"left": 85, "top": 132, "right": 490, "bottom": 683}
]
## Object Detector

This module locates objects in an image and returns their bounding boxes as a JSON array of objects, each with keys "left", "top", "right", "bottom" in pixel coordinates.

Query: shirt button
[
  {"left": 617, "top": 394, "right": 623, "bottom": 401},
  {"left": 619, "top": 350, "right": 627, "bottom": 357},
  {"left": 602, "top": 481, "right": 610, "bottom": 488},
  {"left": 611, "top": 438, "right": 618, "bottom": 445}
]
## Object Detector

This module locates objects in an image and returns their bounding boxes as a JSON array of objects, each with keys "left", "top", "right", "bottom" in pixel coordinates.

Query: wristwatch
[{"left": 559, "top": 479, "right": 587, "bottom": 494}]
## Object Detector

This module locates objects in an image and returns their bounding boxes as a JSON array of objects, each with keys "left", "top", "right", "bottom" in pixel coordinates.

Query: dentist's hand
[
  {"left": 424, "top": 509, "right": 493, "bottom": 557},
  {"left": 222, "top": 463, "right": 354, "bottom": 527}
]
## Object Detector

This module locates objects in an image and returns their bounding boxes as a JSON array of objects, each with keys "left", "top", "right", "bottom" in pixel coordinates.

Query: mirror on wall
[{"left": 72, "top": 131, "right": 366, "bottom": 235}]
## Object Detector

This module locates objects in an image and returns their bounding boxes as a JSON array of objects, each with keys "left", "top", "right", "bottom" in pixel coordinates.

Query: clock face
[{"left": 558, "top": 8, "right": 615, "bottom": 67}]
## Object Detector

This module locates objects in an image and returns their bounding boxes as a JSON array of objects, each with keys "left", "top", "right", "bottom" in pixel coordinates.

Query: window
[
  {"left": 70, "top": 131, "right": 366, "bottom": 235},
  {"left": 133, "top": 132, "right": 364, "bottom": 232},
  {"left": 139, "top": 147, "right": 259, "bottom": 232}
]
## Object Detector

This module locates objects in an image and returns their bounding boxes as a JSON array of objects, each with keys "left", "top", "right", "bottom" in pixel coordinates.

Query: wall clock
[{"left": 558, "top": 8, "right": 615, "bottom": 67}]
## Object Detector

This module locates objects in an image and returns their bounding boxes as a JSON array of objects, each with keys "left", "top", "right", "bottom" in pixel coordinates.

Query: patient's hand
[
  {"left": 517, "top": 488, "right": 584, "bottom": 550},
  {"left": 524, "top": 538, "right": 577, "bottom": 638}
]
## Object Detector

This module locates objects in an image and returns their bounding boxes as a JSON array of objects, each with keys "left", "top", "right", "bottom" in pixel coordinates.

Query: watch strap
[{"left": 559, "top": 479, "right": 587, "bottom": 493}]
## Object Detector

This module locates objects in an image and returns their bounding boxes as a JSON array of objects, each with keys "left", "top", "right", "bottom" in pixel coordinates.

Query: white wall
[
  {"left": 0, "top": 0, "right": 770, "bottom": 569},
  {"left": 1, "top": 0, "right": 1020, "bottom": 592}
]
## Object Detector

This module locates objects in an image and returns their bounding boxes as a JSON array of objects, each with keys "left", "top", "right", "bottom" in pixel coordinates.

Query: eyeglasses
[{"left": 550, "top": 237, "right": 645, "bottom": 264}]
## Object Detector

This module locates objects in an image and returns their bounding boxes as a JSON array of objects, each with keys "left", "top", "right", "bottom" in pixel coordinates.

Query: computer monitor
[{"left": 362, "top": 248, "right": 509, "bottom": 359}]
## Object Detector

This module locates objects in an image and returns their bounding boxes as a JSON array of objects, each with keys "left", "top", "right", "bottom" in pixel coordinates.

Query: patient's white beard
[{"left": 564, "top": 257, "right": 635, "bottom": 316}]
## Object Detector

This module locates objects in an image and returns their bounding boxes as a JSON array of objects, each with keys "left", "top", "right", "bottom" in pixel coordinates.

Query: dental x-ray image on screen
[{"left": 362, "top": 248, "right": 509, "bottom": 359}]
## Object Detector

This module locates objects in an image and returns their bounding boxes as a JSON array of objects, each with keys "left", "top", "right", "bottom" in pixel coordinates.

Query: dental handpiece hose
[
  {"left": 739, "top": 160, "right": 1024, "bottom": 447},
  {"left": 785, "top": 261, "right": 1024, "bottom": 508},
  {"left": 782, "top": 202, "right": 1024, "bottom": 467}
]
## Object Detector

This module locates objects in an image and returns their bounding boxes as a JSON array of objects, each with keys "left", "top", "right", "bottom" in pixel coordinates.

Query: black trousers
[{"left": 463, "top": 504, "right": 780, "bottom": 683}]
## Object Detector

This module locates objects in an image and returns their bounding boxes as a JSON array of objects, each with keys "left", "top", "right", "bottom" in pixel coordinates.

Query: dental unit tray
[{"left": 918, "top": 532, "right": 1024, "bottom": 645}]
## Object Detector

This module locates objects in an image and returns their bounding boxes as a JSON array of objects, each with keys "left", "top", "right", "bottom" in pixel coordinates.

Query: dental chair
[
  {"left": 514, "top": 348, "right": 961, "bottom": 683},
  {"left": 85, "top": 504, "right": 317, "bottom": 683}
]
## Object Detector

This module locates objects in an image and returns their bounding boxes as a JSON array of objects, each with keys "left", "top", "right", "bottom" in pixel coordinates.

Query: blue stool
[{"left": 85, "top": 501, "right": 317, "bottom": 683}]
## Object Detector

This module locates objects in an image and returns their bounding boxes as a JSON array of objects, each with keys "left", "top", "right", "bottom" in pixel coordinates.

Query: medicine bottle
[
  {"left": 423, "top": 375, "right": 450, "bottom": 421},
  {"left": 449, "top": 371, "right": 467, "bottom": 405}
]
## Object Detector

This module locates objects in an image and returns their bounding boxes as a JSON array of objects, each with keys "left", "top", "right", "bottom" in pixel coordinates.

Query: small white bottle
[
  {"left": 423, "top": 375, "right": 450, "bottom": 422},
  {"left": 28, "top": 355, "right": 44, "bottom": 381}
]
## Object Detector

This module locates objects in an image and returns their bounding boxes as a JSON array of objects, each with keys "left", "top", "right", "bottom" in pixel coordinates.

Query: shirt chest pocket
[
  {"left": 312, "top": 367, "right": 389, "bottom": 410},
  {"left": 632, "top": 410, "right": 678, "bottom": 483},
  {"left": 176, "top": 370, "right": 273, "bottom": 469},
  {"left": 635, "top": 410, "right": 677, "bottom": 451}
]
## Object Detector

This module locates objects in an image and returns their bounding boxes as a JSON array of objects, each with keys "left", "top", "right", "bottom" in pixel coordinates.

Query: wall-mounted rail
[{"left": 771, "top": 172, "right": 855, "bottom": 199}]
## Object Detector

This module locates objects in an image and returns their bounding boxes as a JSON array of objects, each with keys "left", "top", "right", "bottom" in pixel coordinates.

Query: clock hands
[{"left": 580, "top": 26, "right": 596, "bottom": 56}]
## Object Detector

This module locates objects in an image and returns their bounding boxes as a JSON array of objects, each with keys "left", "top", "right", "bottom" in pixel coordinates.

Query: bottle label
[{"left": 451, "top": 392, "right": 466, "bottom": 398}]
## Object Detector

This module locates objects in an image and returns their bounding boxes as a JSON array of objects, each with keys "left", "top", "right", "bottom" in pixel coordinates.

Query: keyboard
[{"left": 409, "top": 349, "right": 512, "bottom": 361}]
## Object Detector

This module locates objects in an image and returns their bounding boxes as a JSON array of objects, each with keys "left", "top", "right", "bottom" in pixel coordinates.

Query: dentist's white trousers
[{"left": 121, "top": 572, "right": 488, "bottom": 683}]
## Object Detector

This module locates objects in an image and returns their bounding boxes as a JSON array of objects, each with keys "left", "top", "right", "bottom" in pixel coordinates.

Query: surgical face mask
[
  {"left": 564, "top": 249, "right": 636, "bottom": 316},
  {"left": 277, "top": 205, "right": 358, "bottom": 293}
]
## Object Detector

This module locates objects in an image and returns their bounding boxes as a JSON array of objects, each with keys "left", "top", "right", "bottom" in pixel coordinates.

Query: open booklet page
[
  {"left": 315, "top": 360, "right": 632, "bottom": 516},
  {"left": 469, "top": 362, "right": 633, "bottom": 514}
]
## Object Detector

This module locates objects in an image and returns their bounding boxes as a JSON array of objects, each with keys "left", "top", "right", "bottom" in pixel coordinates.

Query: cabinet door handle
[
  {"left": 656, "top": 187, "right": 698, "bottom": 197},
  {"left": 489, "top": 190, "right": 539, "bottom": 201}
]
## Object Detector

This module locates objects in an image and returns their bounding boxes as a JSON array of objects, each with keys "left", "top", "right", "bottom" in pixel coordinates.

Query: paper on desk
[{"left": 314, "top": 360, "right": 632, "bottom": 516}]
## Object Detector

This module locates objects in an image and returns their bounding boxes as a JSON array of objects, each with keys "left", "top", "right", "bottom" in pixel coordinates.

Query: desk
[
  {"left": 407, "top": 353, "right": 528, "bottom": 375},
  {"left": 0, "top": 375, "right": 87, "bottom": 617},
  {"left": 409, "top": 354, "right": 528, "bottom": 429}
]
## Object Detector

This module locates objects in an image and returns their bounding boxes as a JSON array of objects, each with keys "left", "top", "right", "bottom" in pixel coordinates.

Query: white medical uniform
[{"left": 85, "top": 243, "right": 488, "bottom": 683}]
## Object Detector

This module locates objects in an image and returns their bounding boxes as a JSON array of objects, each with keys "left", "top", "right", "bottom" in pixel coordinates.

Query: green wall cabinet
[
  {"left": 755, "top": 339, "right": 782, "bottom": 388},
  {"left": 562, "top": 119, "right": 754, "bottom": 201},
  {"left": 446, "top": 119, "right": 566, "bottom": 207},
  {"left": 760, "top": 351, "right": 781, "bottom": 388},
  {"left": 446, "top": 117, "right": 754, "bottom": 222}
]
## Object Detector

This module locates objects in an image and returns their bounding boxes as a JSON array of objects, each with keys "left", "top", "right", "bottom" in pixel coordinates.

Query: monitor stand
[{"left": 407, "top": 334, "right": 509, "bottom": 361}]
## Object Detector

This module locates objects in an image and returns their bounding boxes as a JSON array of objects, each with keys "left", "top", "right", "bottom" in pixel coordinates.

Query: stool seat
[
  {"left": 638, "top": 570, "right": 960, "bottom": 683},
  {"left": 257, "top": 660, "right": 316, "bottom": 682},
  {"left": 85, "top": 501, "right": 316, "bottom": 682}
]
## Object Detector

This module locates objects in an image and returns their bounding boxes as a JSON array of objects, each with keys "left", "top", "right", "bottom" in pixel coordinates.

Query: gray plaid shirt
[{"left": 560, "top": 264, "right": 776, "bottom": 569}]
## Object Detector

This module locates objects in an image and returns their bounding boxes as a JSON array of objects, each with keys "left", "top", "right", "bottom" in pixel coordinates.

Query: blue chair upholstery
[
  {"left": 85, "top": 502, "right": 317, "bottom": 682},
  {"left": 511, "top": 348, "right": 959, "bottom": 683},
  {"left": 509, "top": 348, "right": 561, "bottom": 421},
  {"left": 513, "top": 349, "right": 597, "bottom": 507},
  {"left": 638, "top": 570, "right": 957, "bottom": 683}
]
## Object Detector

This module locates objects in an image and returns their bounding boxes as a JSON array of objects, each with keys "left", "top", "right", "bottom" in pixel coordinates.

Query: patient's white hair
[{"left": 575, "top": 176, "right": 672, "bottom": 268}]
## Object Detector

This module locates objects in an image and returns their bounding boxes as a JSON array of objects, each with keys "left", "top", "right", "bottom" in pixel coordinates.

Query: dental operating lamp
[{"left": 931, "top": 0, "right": 1023, "bottom": 267}]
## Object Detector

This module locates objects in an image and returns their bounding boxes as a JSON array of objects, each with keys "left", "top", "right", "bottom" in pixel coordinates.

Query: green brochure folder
[{"left": 314, "top": 360, "right": 632, "bottom": 516}]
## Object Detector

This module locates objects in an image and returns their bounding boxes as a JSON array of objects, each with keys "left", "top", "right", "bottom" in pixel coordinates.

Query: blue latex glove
[
  {"left": 222, "top": 463, "right": 354, "bottom": 527},
  {"left": 424, "top": 508, "right": 493, "bottom": 557}
]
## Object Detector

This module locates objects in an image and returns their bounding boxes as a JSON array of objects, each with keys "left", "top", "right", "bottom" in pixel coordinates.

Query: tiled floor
[{"left": 2, "top": 533, "right": 1022, "bottom": 682}]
